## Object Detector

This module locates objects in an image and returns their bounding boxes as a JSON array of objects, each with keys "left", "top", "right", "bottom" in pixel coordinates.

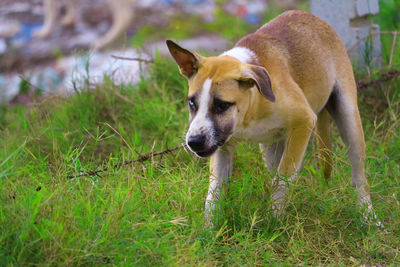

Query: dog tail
[{"left": 316, "top": 108, "right": 332, "bottom": 179}]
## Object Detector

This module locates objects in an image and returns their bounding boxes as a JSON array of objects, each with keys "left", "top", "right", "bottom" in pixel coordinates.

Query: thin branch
[
  {"left": 388, "top": 31, "right": 398, "bottom": 69},
  {"left": 357, "top": 69, "right": 400, "bottom": 90},
  {"left": 66, "top": 143, "right": 185, "bottom": 179},
  {"left": 18, "top": 75, "right": 42, "bottom": 91},
  {"left": 111, "top": 55, "right": 154, "bottom": 64}
]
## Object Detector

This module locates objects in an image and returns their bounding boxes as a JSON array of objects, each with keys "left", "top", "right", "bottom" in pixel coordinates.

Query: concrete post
[{"left": 310, "top": 0, "right": 382, "bottom": 69}]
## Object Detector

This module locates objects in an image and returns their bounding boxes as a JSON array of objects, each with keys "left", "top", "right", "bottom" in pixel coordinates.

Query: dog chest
[{"left": 233, "top": 116, "right": 285, "bottom": 144}]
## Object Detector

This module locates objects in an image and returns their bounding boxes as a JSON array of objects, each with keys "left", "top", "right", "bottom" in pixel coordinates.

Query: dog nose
[{"left": 188, "top": 135, "right": 206, "bottom": 151}]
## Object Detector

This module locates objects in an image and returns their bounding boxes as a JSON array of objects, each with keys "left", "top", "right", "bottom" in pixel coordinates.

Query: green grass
[
  {"left": 374, "top": 0, "right": 400, "bottom": 67},
  {"left": 1, "top": 53, "right": 400, "bottom": 265}
]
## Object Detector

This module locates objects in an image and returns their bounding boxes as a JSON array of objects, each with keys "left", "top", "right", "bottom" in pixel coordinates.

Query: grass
[
  {"left": 1, "top": 53, "right": 400, "bottom": 265},
  {"left": 1, "top": 2, "right": 400, "bottom": 265},
  {"left": 374, "top": 0, "right": 400, "bottom": 67}
]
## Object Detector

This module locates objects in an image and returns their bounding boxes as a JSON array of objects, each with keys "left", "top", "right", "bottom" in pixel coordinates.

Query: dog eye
[
  {"left": 212, "top": 99, "right": 234, "bottom": 114},
  {"left": 188, "top": 98, "right": 196, "bottom": 110}
]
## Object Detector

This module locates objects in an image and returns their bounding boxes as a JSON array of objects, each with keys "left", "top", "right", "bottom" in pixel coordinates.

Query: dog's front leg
[
  {"left": 272, "top": 114, "right": 316, "bottom": 216},
  {"left": 205, "top": 145, "right": 235, "bottom": 227}
]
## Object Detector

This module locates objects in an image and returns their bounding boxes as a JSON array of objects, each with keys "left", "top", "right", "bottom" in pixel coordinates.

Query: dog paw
[
  {"left": 60, "top": 15, "right": 75, "bottom": 27},
  {"left": 362, "top": 208, "right": 385, "bottom": 229},
  {"left": 91, "top": 39, "right": 108, "bottom": 51},
  {"left": 33, "top": 28, "right": 51, "bottom": 39}
]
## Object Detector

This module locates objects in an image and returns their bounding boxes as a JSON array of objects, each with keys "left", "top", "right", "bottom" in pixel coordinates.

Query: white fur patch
[
  {"left": 186, "top": 78, "right": 214, "bottom": 150},
  {"left": 198, "top": 78, "right": 212, "bottom": 115},
  {"left": 234, "top": 109, "right": 284, "bottom": 144},
  {"left": 220, "top": 47, "right": 257, "bottom": 63}
]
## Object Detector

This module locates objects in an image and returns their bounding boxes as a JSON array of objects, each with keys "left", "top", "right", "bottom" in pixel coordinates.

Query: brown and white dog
[{"left": 167, "top": 10, "right": 380, "bottom": 226}]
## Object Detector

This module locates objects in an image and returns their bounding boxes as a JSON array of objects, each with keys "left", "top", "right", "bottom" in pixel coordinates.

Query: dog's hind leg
[
  {"left": 205, "top": 145, "right": 235, "bottom": 227},
  {"left": 316, "top": 108, "right": 332, "bottom": 179},
  {"left": 61, "top": 0, "right": 76, "bottom": 27},
  {"left": 92, "top": 0, "right": 133, "bottom": 50},
  {"left": 326, "top": 82, "right": 381, "bottom": 225},
  {"left": 34, "top": 0, "right": 57, "bottom": 38},
  {"left": 259, "top": 140, "right": 285, "bottom": 172}
]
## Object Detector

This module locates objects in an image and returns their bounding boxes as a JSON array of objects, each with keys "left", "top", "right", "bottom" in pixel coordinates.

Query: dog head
[{"left": 166, "top": 40, "right": 275, "bottom": 157}]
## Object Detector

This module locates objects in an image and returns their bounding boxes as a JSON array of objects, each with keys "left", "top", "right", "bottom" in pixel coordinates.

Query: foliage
[
  {"left": 376, "top": 0, "right": 400, "bottom": 31},
  {"left": 129, "top": 3, "right": 295, "bottom": 47},
  {"left": 130, "top": 17, "right": 201, "bottom": 47},
  {"left": 374, "top": 0, "right": 400, "bottom": 66}
]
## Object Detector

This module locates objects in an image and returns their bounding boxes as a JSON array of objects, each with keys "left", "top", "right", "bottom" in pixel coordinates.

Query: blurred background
[{"left": 0, "top": 0, "right": 399, "bottom": 104}]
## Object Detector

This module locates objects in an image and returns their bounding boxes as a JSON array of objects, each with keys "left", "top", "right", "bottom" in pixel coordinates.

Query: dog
[
  {"left": 34, "top": 0, "right": 133, "bottom": 50},
  {"left": 167, "top": 10, "right": 379, "bottom": 227}
]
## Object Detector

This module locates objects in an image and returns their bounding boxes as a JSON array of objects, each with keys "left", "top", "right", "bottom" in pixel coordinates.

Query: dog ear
[
  {"left": 166, "top": 40, "right": 201, "bottom": 78},
  {"left": 240, "top": 65, "right": 275, "bottom": 102}
]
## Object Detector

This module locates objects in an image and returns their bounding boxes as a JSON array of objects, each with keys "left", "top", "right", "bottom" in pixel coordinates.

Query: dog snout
[{"left": 187, "top": 135, "right": 206, "bottom": 151}]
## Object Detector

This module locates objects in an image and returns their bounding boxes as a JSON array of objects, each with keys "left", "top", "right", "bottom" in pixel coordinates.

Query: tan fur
[
  {"left": 167, "top": 10, "right": 378, "bottom": 226},
  {"left": 34, "top": 0, "right": 134, "bottom": 50}
]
